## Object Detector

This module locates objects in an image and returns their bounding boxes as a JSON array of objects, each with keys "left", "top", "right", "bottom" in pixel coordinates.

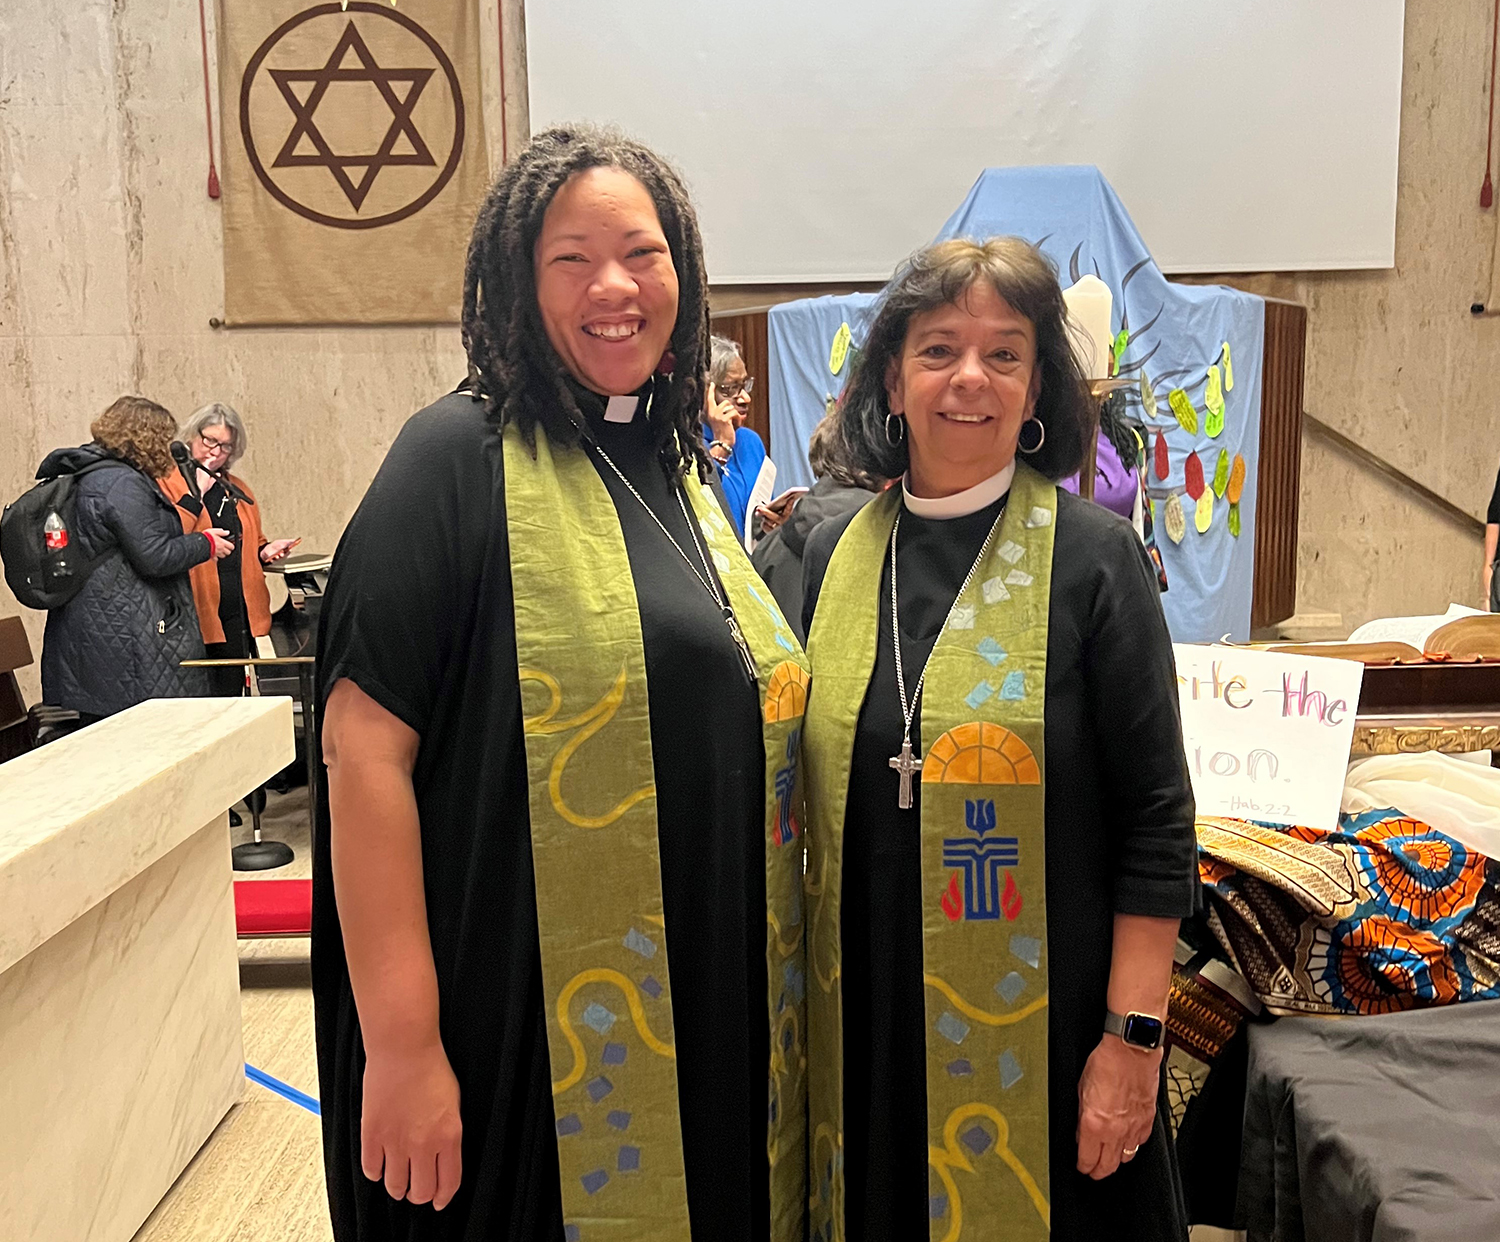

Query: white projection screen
[{"left": 526, "top": 0, "right": 1405, "bottom": 282}]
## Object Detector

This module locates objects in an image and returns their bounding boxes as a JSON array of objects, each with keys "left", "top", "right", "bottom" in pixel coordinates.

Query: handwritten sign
[{"left": 1172, "top": 644, "right": 1365, "bottom": 831}]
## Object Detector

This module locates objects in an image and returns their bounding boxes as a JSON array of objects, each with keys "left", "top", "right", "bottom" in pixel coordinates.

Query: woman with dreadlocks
[{"left": 313, "top": 126, "right": 809, "bottom": 1242}]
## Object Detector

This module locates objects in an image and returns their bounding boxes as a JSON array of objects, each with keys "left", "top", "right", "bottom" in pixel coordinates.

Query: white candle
[{"left": 1062, "top": 274, "right": 1113, "bottom": 380}]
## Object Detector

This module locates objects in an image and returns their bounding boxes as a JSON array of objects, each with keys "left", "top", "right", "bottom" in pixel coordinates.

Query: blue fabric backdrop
[
  {"left": 767, "top": 292, "right": 878, "bottom": 491},
  {"left": 767, "top": 165, "right": 1265, "bottom": 642}
]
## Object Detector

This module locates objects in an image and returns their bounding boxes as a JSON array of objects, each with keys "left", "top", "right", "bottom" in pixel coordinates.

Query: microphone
[{"left": 170, "top": 440, "right": 204, "bottom": 515}]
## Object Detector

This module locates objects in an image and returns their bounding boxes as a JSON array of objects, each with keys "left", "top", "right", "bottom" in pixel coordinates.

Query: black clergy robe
[
  {"left": 312, "top": 390, "right": 769, "bottom": 1240},
  {"left": 802, "top": 487, "right": 1199, "bottom": 1242}
]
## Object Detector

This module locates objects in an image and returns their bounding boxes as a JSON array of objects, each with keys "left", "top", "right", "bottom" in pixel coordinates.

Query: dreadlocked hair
[{"left": 461, "top": 123, "right": 713, "bottom": 481}]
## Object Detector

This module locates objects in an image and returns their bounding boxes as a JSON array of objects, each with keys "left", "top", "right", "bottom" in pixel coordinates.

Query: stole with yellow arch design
[
  {"left": 503, "top": 425, "right": 811, "bottom": 1242},
  {"left": 801, "top": 466, "right": 1057, "bottom": 1242}
]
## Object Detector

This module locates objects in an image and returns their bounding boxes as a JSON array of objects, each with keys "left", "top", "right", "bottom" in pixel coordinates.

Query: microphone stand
[
  {"left": 196, "top": 462, "right": 252, "bottom": 512},
  {"left": 171, "top": 444, "right": 290, "bottom": 869}
]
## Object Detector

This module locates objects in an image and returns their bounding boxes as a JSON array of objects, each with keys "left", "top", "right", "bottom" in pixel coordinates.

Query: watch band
[{"left": 1103, "top": 1008, "right": 1165, "bottom": 1050}]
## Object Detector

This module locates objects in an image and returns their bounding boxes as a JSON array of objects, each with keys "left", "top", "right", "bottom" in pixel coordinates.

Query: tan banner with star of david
[{"left": 219, "top": 0, "right": 487, "bottom": 324}]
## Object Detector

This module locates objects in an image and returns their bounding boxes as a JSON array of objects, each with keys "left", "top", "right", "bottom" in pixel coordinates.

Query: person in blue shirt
[{"left": 703, "top": 334, "right": 774, "bottom": 543}]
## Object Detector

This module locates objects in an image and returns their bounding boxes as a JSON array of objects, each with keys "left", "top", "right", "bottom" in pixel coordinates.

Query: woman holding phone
[{"left": 160, "top": 401, "right": 299, "bottom": 695}]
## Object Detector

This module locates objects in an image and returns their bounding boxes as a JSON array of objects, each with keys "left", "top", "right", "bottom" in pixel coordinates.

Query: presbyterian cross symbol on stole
[{"left": 889, "top": 740, "right": 923, "bottom": 810}]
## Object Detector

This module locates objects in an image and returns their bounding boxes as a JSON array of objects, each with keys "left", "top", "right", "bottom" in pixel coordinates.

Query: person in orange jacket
[{"left": 160, "top": 401, "right": 299, "bottom": 696}]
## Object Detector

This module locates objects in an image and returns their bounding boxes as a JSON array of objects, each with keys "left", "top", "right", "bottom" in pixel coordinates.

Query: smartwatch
[{"left": 1103, "top": 1009, "right": 1164, "bottom": 1051}]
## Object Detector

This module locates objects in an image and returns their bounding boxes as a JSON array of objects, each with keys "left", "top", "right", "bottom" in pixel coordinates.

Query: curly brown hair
[
  {"left": 836, "top": 237, "right": 1092, "bottom": 483},
  {"left": 91, "top": 396, "right": 178, "bottom": 478}
]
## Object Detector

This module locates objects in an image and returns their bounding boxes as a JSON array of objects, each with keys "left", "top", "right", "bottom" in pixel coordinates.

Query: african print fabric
[
  {"left": 1196, "top": 810, "right": 1500, "bottom": 1018},
  {"left": 504, "top": 424, "right": 810, "bottom": 1241},
  {"left": 1163, "top": 941, "right": 1259, "bottom": 1136},
  {"left": 803, "top": 464, "right": 1057, "bottom": 1241}
]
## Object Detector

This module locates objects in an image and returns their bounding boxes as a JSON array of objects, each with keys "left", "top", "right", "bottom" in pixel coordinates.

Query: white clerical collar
[{"left": 902, "top": 461, "right": 1015, "bottom": 519}]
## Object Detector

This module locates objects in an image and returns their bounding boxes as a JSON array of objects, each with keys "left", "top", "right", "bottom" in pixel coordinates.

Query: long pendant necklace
[
  {"left": 588, "top": 441, "right": 759, "bottom": 685},
  {"left": 888, "top": 503, "right": 1006, "bottom": 809}
]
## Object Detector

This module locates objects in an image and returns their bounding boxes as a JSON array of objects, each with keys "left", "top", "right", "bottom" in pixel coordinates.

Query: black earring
[
  {"left": 884, "top": 413, "right": 906, "bottom": 446},
  {"left": 1018, "top": 417, "right": 1046, "bottom": 455}
]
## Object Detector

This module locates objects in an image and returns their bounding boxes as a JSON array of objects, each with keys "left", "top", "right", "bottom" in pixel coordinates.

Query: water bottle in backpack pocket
[{"left": 1, "top": 459, "right": 124, "bottom": 609}]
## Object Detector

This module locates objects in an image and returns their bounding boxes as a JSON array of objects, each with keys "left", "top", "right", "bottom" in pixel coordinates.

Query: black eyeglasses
[{"left": 718, "top": 377, "right": 755, "bottom": 401}]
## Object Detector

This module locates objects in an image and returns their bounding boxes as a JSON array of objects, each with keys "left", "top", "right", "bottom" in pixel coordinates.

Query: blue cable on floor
[{"left": 246, "top": 1062, "right": 321, "bottom": 1116}]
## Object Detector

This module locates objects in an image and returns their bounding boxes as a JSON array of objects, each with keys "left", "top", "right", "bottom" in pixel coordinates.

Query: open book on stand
[{"left": 1271, "top": 604, "right": 1500, "bottom": 665}]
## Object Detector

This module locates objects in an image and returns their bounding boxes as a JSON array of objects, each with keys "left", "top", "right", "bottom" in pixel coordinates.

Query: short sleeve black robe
[
  {"left": 312, "top": 391, "right": 769, "bottom": 1241},
  {"left": 801, "top": 487, "right": 1199, "bottom": 1242}
]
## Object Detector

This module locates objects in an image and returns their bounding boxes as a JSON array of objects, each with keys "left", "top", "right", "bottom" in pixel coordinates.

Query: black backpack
[{"left": 1, "top": 457, "right": 127, "bottom": 610}]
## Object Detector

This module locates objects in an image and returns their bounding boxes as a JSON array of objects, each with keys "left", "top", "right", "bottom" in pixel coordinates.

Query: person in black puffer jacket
[
  {"left": 40, "top": 396, "right": 235, "bottom": 721},
  {"left": 751, "top": 412, "right": 885, "bottom": 642}
]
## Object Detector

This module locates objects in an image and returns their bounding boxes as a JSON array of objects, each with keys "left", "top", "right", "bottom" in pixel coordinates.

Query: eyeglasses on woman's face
[
  {"left": 718, "top": 376, "right": 755, "bottom": 401},
  {"left": 198, "top": 430, "right": 233, "bottom": 456}
]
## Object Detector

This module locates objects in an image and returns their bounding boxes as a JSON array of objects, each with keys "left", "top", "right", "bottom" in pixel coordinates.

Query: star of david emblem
[
  {"left": 240, "top": 2, "right": 465, "bottom": 230},
  {"left": 268, "top": 22, "right": 435, "bottom": 212}
]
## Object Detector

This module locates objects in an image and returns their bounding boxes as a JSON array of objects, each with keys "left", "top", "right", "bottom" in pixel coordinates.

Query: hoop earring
[
  {"left": 884, "top": 413, "right": 906, "bottom": 446},
  {"left": 1018, "top": 416, "right": 1045, "bottom": 455}
]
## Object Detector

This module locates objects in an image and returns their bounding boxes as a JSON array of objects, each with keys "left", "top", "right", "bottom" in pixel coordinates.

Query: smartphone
[{"left": 758, "top": 486, "right": 810, "bottom": 514}]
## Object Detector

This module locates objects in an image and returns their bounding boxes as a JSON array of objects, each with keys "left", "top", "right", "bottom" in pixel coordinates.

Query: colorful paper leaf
[
  {"left": 1154, "top": 430, "right": 1170, "bottom": 480},
  {"left": 1113, "top": 328, "right": 1129, "bottom": 366},
  {"left": 1212, "top": 448, "right": 1230, "bottom": 498},
  {"left": 1164, "top": 493, "right": 1186, "bottom": 544},
  {"left": 1205, "top": 365, "right": 1225, "bottom": 437},
  {"left": 1228, "top": 501, "right": 1241, "bottom": 537},
  {"left": 829, "top": 322, "right": 852, "bottom": 375},
  {"left": 1184, "top": 451, "right": 1205, "bottom": 500},
  {"left": 1222, "top": 341, "right": 1234, "bottom": 391},
  {"left": 1227, "top": 453, "right": 1247, "bottom": 504},
  {"left": 1195, "top": 488, "right": 1214, "bottom": 533},
  {"left": 1140, "top": 371, "right": 1158, "bottom": 418},
  {"left": 1168, "top": 388, "right": 1198, "bottom": 435}
]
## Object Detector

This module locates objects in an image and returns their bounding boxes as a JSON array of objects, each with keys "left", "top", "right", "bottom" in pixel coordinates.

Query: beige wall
[
  {"left": 0, "top": 0, "right": 525, "bottom": 704},
  {"left": 2, "top": 0, "right": 1495, "bottom": 708},
  {"left": 1270, "top": 0, "right": 1498, "bottom": 628}
]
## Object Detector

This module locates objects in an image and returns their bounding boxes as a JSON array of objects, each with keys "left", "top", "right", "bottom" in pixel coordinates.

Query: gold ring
[{"left": 1123, "top": 1146, "right": 1139, "bottom": 1158}]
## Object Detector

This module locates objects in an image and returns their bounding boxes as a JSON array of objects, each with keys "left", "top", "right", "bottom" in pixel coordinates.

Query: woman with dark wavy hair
[
  {"left": 37, "top": 395, "right": 233, "bottom": 721},
  {"left": 314, "top": 126, "right": 809, "bottom": 1242},
  {"left": 800, "top": 237, "right": 1197, "bottom": 1241}
]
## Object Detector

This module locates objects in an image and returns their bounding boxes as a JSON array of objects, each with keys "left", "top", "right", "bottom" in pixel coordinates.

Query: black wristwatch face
[{"left": 1121, "top": 1012, "right": 1165, "bottom": 1049}]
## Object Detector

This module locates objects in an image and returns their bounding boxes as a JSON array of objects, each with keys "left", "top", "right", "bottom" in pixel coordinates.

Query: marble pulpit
[{"left": 0, "top": 697, "right": 294, "bottom": 1242}]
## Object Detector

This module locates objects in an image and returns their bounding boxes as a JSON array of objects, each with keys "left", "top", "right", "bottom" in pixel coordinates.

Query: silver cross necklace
[
  {"left": 587, "top": 441, "right": 759, "bottom": 686},
  {"left": 887, "top": 502, "right": 1007, "bottom": 809}
]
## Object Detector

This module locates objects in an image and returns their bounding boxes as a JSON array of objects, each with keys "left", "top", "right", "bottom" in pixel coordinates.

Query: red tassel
[
  {"left": 197, "top": 0, "right": 219, "bottom": 202},
  {"left": 1487, "top": 0, "right": 1500, "bottom": 210}
]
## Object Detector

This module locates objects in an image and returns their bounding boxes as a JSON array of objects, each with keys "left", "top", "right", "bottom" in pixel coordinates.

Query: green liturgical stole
[
  {"left": 503, "top": 423, "right": 810, "bottom": 1242},
  {"left": 803, "top": 464, "right": 1057, "bottom": 1242}
]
